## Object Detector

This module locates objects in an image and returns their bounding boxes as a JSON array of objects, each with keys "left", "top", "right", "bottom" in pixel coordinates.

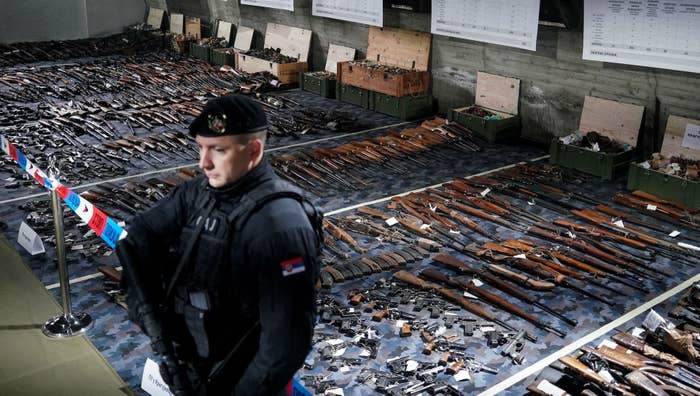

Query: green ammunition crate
[
  {"left": 549, "top": 139, "right": 638, "bottom": 180},
  {"left": 627, "top": 163, "right": 700, "bottom": 209},
  {"left": 337, "top": 83, "right": 372, "bottom": 109},
  {"left": 373, "top": 91, "right": 434, "bottom": 121},
  {"left": 448, "top": 108, "right": 520, "bottom": 143},
  {"left": 299, "top": 72, "right": 336, "bottom": 98},
  {"left": 189, "top": 42, "right": 211, "bottom": 63},
  {"left": 211, "top": 48, "right": 236, "bottom": 66}
]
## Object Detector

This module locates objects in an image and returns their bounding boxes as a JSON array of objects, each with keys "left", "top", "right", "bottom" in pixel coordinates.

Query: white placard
[
  {"left": 146, "top": 8, "right": 165, "bottom": 29},
  {"left": 642, "top": 309, "right": 666, "bottom": 332},
  {"left": 536, "top": 379, "right": 567, "bottom": 396},
  {"left": 169, "top": 13, "right": 184, "bottom": 35},
  {"left": 216, "top": 21, "right": 233, "bottom": 42},
  {"left": 454, "top": 369, "right": 471, "bottom": 382},
  {"left": 471, "top": 278, "right": 484, "bottom": 287},
  {"left": 17, "top": 221, "right": 45, "bottom": 255},
  {"left": 241, "top": 0, "right": 293, "bottom": 11},
  {"left": 613, "top": 219, "right": 625, "bottom": 228},
  {"left": 598, "top": 369, "right": 614, "bottom": 384},
  {"left": 583, "top": 0, "right": 700, "bottom": 74},
  {"left": 630, "top": 327, "right": 645, "bottom": 338},
  {"left": 597, "top": 339, "right": 618, "bottom": 350},
  {"left": 312, "top": 0, "right": 383, "bottom": 27},
  {"left": 646, "top": 204, "right": 657, "bottom": 211},
  {"left": 480, "top": 187, "right": 491, "bottom": 197},
  {"left": 141, "top": 358, "right": 173, "bottom": 396},
  {"left": 682, "top": 124, "right": 700, "bottom": 150},
  {"left": 405, "top": 360, "right": 419, "bottom": 372},
  {"left": 385, "top": 217, "right": 399, "bottom": 226},
  {"left": 431, "top": 0, "right": 541, "bottom": 51},
  {"left": 669, "top": 230, "right": 681, "bottom": 238}
]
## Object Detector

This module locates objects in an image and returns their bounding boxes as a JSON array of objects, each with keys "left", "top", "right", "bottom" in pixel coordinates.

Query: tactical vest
[{"left": 170, "top": 178, "right": 324, "bottom": 360}]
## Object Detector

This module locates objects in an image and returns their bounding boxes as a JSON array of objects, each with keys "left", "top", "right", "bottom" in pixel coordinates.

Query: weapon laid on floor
[
  {"left": 418, "top": 268, "right": 566, "bottom": 337},
  {"left": 432, "top": 253, "right": 577, "bottom": 327}
]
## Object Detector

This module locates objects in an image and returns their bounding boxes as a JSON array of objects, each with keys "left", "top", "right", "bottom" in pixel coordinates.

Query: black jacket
[{"left": 121, "top": 158, "right": 321, "bottom": 395}]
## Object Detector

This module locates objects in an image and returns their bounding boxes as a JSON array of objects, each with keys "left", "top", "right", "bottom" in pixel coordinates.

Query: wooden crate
[
  {"left": 337, "top": 26, "right": 431, "bottom": 97},
  {"left": 550, "top": 96, "right": 645, "bottom": 180},
  {"left": 236, "top": 23, "right": 311, "bottom": 84},
  {"left": 448, "top": 72, "right": 521, "bottom": 143},
  {"left": 628, "top": 115, "right": 700, "bottom": 208}
]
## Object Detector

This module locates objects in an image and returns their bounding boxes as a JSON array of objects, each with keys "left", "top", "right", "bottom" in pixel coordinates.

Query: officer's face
[{"left": 196, "top": 135, "right": 257, "bottom": 188}]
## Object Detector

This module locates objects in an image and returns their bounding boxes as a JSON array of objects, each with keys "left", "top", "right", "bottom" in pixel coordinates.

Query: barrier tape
[{"left": 1, "top": 134, "right": 127, "bottom": 248}]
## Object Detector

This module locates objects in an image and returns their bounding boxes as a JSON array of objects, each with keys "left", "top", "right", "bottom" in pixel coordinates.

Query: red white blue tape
[{"left": 1, "top": 134, "right": 127, "bottom": 249}]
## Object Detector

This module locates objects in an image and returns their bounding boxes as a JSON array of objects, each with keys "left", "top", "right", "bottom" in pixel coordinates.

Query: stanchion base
[{"left": 42, "top": 312, "right": 93, "bottom": 338}]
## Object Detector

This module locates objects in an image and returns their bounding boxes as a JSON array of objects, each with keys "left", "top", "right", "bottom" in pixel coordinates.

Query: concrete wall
[
  {"left": 164, "top": 0, "right": 700, "bottom": 148},
  {"left": 86, "top": 0, "right": 147, "bottom": 37},
  {"left": 0, "top": 0, "right": 89, "bottom": 43},
  {"left": 0, "top": 0, "right": 145, "bottom": 43}
]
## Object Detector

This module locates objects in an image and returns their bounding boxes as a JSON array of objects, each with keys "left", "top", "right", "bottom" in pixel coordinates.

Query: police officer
[{"left": 116, "top": 94, "right": 323, "bottom": 395}]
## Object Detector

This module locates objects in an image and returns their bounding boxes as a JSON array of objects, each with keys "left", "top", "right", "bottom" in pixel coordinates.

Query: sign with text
[
  {"left": 583, "top": 0, "right": 700, "bottom": 74},
  {"left": 169, "top": 13, "right": 184, "bottom": 35},
  {"left": 682, "top": 123, "right": 700, "bottom": 150},
  {"left": 431, "top": 0, "right": 540, "bottom": 51},
  {"left": 241, "top": 0, "right": 293, "bottom": 11},
  {"left": 17, "top": 221, "right": 45, "bottom": 255},
  {"left": 141, "top": 358, "right": 173, "bottom": 396},
  {"left": 146, "top": 8, "right": 165, "bottom": 29},
  {"left": 312, "top": 0, "right": 383, "bottom": 27}
]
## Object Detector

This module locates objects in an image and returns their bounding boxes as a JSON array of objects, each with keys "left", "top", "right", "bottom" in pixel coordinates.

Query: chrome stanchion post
[{"left": 43, "top": 158, "right": 92, "bottom": 338}]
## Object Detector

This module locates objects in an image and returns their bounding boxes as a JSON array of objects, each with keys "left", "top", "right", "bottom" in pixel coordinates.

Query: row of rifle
[
  {"left": 0, "top": 27, "right": 165, "bottom": 67},
  {"left": 315, "top": 165, "right": 700, "bottom": 340},
  {"left": 529, "top": 284, "right": 700, "bottom": 396},
  {"left": 270, "top": 118, "right": 482, "bottom": 197}
]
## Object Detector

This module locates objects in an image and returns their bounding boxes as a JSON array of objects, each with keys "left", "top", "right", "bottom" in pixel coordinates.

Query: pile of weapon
[
  {"left": 461, "top": 106, "right": 501, "bottom": 120},
  {"left": 252, "top": 93, "right": 363, "bottom": 138},
  {"left": 0, "top": 30, "right": 164, "bottom": 67},
  {"left": 270, "top": 119, "right": 482, "bottom": 196},
  {"left": 346, "top": 60, "right": 416, "bottom": 75},
  {"left": 561, "top": 130, "right": 629, "bottom": 154},
  {"left": 528, "top": 284, "right": 700, "bottom": 395},
  {"left": 243, "top": 48, "right": 298, "bottom": 63},
  {"left": 305, "top": 71, "right": 336, "bottom": 80},
  {"left": 308, "top": 276, "right": 522, "bottom": 394},
  {"left": 643, "top": 153, "right": 700, "bottom": 182}
]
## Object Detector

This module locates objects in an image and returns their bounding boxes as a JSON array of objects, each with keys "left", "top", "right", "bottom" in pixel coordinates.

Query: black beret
[{"left": 188, "top": 94, "right": 268, "bottom": 137}]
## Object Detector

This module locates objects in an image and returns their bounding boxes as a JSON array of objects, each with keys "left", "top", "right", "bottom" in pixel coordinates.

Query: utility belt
[{"left": 173, "top": 286, "right": 229, "bottom": 359}]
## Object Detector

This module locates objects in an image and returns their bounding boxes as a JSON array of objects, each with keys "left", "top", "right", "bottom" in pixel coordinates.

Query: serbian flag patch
[{"left": 280, "top": 257, "right": 305, "bottom": 277}]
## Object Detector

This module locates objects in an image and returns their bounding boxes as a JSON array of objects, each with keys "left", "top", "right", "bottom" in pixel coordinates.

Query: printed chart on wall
[
  {"left": 583, "top": 0, "right": 700, "bottom": 74},
  {"left": 431, "top": 0, "right": 541, "bottom": 51},
  {"left": 240, "top": 0, "right": 293, "bottom": 12},
  {"left": 312, "top": 0, "right": 383, "bottom": 27}
]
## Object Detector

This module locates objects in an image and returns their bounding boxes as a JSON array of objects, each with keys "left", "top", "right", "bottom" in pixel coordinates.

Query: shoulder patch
[{"left": 280, "top": 257, "right": 305, "bottom": 277}]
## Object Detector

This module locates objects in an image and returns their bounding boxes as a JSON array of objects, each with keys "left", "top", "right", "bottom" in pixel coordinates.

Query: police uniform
[{"left": 117, "top": 94, "right": 323, "bottom": 396}]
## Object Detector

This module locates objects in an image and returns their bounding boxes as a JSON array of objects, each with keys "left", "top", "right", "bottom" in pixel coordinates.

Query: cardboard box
[
  {"left": 300, "top": 44, "right": 356, "bottom": 98},
  {"left": 236, "top": 23, "right": 311, "bottom": 84},
  {"left": 448, "top": 72, "right": 521, "bottom": 143},
  {"left": 337, "top": 26, "right": 431, "bottom": 97},
  {"left": 628, "top": 115, "right": 700, "bottom": 208},
  {"left": 550, "top": 96, "right": 645, "bottom": 180}
]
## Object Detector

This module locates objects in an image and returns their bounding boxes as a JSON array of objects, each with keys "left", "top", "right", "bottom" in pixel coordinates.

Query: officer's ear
[{"left": 248, "top": 137, "right": 264, "bottom": 162}]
